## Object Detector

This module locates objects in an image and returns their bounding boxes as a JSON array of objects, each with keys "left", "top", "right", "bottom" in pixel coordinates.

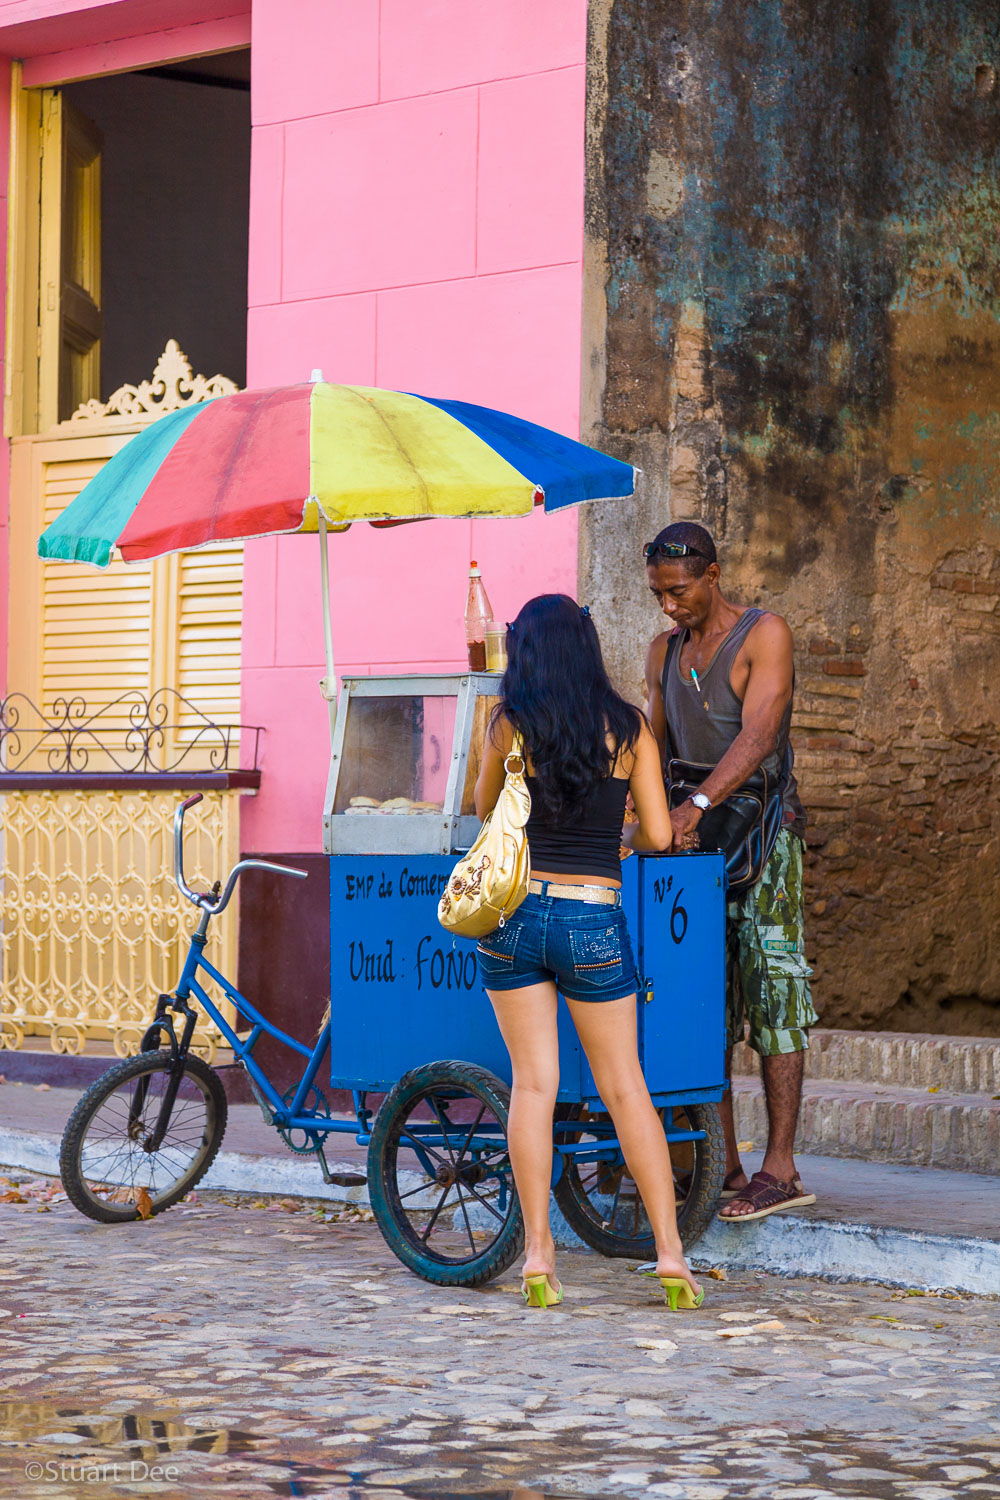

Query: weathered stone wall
[{"left": 580, "top": 0, "right": 1000, "bottom": 1033}]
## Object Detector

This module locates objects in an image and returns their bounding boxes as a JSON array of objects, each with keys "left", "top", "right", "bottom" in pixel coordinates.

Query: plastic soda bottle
[{"left": 465, "top": 562, "right": 493, "bottom": 671}]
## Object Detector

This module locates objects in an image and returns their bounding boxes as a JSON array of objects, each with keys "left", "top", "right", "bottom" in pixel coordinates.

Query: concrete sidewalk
[{"left": 2, "top": 1078, "right": 998, "bottom": 1296}]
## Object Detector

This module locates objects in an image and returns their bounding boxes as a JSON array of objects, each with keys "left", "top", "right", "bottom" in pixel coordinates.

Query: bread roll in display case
[{"left": 323, "top": 672, "right": 502, "bottom": 856}]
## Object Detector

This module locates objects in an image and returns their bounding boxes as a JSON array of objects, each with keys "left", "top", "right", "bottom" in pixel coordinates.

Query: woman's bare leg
[
  {"left": 566, "top": 993, "right": 700, "bottom": 1294},
  {"left": 487, "top": 981, "right": 561, "bottom": 1289}
]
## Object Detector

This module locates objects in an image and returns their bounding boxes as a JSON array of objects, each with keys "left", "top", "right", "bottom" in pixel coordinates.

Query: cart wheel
[
  {"left": 59, "top": 1050, "right": 227, "bottom": 1224},
  {"left": 552, "top": 1100, "right": 725, "bottom": 1258},
  {"left": 367, "top": 1060, "right": 523, "bottom": 1287}
]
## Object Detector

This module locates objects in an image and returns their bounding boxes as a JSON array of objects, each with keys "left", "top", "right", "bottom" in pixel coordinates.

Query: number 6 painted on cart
[{"left": 670, "top": 888, "right": 688, "bottom": 945}]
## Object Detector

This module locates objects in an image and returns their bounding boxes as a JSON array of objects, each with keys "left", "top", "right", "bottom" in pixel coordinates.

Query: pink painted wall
[
  {"left": 242, "top": 0, "right": 589, "bottom": 855},
  {"left": 0, "top": 56, "right": 8, "bottom": 695},
  {"left": 0, "top": 0, "right": 588, "bottom": 852},
  {"left": 0, "top": 1, "right": 249, "bottom": 703}
]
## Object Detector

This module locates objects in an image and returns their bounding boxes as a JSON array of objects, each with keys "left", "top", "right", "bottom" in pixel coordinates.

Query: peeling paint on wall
[{"left": 582, "top": 0, "right": 1000, "bottom": 1032}]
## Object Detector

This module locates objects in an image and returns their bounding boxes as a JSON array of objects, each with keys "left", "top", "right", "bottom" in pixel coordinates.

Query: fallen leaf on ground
[
  {"left": 0, "top": 1191, "right": 27, "bottom": 1203},
  {"left": 135, "top": 1187, "right": 153, "bottom": 1220},
  {"left": 702, "top": 1267, "right": 728, "bottom": 1281},
  {"left": 34, "top": 1083, "right": 51, "bottom": 1092},
  {"left": 736, "top": 1140, "right": 754, "bottom": 1151}
]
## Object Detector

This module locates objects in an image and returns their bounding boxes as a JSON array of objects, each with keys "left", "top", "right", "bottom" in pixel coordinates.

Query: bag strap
[
  {"left": 504, "top": 730, "right": 526, "bottom": 777},
  {"left": 661, "top": 631, "right": 683, "bottom": 766}
]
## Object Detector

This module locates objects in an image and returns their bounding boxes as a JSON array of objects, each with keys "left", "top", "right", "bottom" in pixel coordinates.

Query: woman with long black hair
[{"left": 475, "top": 594, "right": 702, "bottom": 1311}]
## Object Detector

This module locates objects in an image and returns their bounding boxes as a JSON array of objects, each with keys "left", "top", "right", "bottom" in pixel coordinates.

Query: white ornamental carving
[{"left": 69, "top": 339, "right": 238, "bottom": 422}]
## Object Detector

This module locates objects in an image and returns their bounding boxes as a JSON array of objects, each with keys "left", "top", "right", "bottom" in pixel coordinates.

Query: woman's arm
[
  {"left": 474, "top": 713, "right": 512, "bottom": 820},
  {"left": 621, "top": 721, "right": 672, "bottom": 852}
]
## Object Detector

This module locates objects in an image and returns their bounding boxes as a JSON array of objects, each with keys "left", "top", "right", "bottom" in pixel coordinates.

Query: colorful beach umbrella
[
  {"left": 37, "top": 380, "right": 636, "bottom": 567},
  {"left": 36, "top": 378, "right": 636, "bottom": 736}
]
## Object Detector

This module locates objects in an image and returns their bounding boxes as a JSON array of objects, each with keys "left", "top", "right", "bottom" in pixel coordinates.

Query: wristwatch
[{"left": 690, "top": 792, "right": 712, "bottom": 812}]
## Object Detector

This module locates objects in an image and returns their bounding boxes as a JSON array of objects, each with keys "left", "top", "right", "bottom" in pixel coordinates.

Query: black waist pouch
[{"left": 666, "top": 758, "right": 785, "bottom": 897}]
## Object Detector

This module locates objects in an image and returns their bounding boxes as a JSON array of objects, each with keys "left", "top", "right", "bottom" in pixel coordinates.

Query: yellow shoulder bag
[{"left": 437, "top": 732, "right": 531, "bottom": 938}]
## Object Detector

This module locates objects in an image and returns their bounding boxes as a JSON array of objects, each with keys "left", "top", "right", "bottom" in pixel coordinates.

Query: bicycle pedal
[{"left": 315, "top": 1139, "right": 366, "bottom": 1187}]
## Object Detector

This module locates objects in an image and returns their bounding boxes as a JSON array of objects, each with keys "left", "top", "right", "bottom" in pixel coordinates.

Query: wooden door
[{"left": 38, "top": 92, "right": 103, "bottom": 429}]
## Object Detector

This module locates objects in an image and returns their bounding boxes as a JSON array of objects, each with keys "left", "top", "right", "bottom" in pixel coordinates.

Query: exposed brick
[
  {"left": 801, "top": 679, "right": 866, "bottom": 699},
  {"left": 822, "top": 659, "right": 867, "bottom": 676},
  {"left": 803, "top": 735, "right": 874, "bottom": 752},
  {"left": 808, "top": 636, "right": 839, "bottom": 654},
  {"left": 930, "top": 570, "right": 997, "bottom": 594}
]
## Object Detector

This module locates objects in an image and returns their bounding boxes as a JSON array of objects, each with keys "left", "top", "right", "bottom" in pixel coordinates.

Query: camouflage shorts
[{"left": 726, "top": 827, "right": 817, "bottom": 1057}]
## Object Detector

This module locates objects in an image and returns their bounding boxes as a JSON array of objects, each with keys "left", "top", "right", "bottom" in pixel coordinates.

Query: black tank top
[
  {"left": 660, "top": 608, "right": 806, "bottom": 837},
  {"left": 525, "top": 775, "right": 629, "bottom": 882}
]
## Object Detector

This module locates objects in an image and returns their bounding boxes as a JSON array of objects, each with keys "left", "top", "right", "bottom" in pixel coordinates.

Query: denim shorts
[{"left": 476, "top": 886, "right": 638, "bottom": 1004}]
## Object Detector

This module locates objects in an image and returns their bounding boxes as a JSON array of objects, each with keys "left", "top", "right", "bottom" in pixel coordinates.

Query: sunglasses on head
[{"left": 642, "top": 540, "right": 710, "bottom": 562}]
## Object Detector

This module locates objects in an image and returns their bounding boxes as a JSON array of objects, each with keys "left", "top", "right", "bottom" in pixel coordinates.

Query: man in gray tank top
[{"left": 643, "top": 522, "right": 818, "bottom": 1223}]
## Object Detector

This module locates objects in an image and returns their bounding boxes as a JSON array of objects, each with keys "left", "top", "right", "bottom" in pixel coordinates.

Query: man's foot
[
  {"left": 718, "top": 1170, "right": 816, "bottom": 1222},
  {"left": 720, "top": 1167, "right": 748, "bottom": 1201}
]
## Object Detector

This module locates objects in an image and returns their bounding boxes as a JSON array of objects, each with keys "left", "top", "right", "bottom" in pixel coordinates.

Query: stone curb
[
  {"left": 0, "top": 1127, "right": 368, "bottom": 1205},
  {"left": 691, "top": 1214, "right": 1000, "bottom": 1298},
  {"left": 2, "top": 1126, "right": 997, "bottom": 1297}
]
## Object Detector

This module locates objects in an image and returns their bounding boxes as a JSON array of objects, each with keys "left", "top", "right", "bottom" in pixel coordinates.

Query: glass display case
[{"left": 324, "top": 673, "right": 502, "bottom": 855}]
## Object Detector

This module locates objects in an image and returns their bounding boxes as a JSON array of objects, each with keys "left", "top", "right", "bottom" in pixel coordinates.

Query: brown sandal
[{"left": 718, "top": 1170, "right": 816, "bottom": 1222}]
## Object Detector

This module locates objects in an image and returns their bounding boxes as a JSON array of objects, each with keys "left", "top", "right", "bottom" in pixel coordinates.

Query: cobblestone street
[{"left": 0, "top": 1180, "right": 998, "bottom": 1499}]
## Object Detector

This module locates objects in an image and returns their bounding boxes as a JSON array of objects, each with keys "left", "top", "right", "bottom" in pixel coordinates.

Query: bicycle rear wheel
[
  {"left": 552, "top": 1100, "right": 725, "bottom": 1257},
  {"left": 60, "top": 1050, "right": 227, "bottom": 1223}
]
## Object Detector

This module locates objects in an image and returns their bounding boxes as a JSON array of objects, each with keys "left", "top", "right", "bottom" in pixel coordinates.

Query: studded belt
[{"left": 527, "top": 879, "right": 620, "bottom": 906}]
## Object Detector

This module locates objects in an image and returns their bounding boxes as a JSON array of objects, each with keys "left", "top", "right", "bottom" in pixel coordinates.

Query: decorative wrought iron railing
[
  {"left": 0, "top": 689, "right": 262, "bottom": 776},
  {"left": 0, "top": 692, "right": 262, "bottom": 1057}
]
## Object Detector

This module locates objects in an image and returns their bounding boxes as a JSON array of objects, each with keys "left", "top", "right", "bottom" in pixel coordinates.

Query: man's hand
[{"left": 669, "top": 799, "right": 702, "bottom": 852}]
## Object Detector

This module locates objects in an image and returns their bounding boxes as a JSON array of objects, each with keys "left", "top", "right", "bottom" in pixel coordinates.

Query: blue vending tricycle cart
[
  {"left": 323, "top": 671, "right": 727, "bottom": 1284},
  {"left": 59, "top": 670, "right": 727, "bottom": 1288}
]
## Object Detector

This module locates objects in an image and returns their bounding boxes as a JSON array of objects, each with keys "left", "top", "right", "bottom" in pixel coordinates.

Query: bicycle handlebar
[{"left": 173, "top": 794, "right": 308, "bottom": 914}]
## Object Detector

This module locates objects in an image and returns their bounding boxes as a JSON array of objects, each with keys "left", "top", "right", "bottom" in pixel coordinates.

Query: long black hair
[{"left": 497, "top": 594, "right": 644, "bottom": 820}]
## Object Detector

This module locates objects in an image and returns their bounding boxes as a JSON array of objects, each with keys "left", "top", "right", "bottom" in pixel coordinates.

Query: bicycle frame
[{"left": 170, "top": 931, "right": 369, "bottom": 1142}]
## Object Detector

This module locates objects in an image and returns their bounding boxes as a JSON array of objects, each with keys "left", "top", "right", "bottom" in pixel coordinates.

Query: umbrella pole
[{"left": 317, "top": 508, "right": 337, "bottom": 742}]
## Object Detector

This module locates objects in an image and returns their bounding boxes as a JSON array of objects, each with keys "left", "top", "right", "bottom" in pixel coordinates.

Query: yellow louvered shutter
[
  {"left": 173, "top": 545, "right": 243, "bottom": 752},
  {"left": 9, "top": 431, "right": 243, "bottom": 770},
  {"left": 39, "top": 454, "right": 154, "bottom": 720}
]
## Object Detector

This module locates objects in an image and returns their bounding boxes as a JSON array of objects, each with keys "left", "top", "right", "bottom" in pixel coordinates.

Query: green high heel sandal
[
  {"left": 642, "top": 1272, "right": 704, "bottom": 1310},
  {"left": 521, "top": 1273, "right": 563, "bottom": 1308}
]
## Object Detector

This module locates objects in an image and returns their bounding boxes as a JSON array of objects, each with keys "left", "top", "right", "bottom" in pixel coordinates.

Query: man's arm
[{"left": 668, "top": 614, "right": 794, "bottom": 850}]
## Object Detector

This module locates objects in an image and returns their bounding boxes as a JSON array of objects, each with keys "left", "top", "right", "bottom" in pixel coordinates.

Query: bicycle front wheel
[
  {"left": 60, "top": 1050, "right": 227, "bottom": 1223},
  {"left": 367, "top": 1060, "right": 523, "bottom": 1287}
]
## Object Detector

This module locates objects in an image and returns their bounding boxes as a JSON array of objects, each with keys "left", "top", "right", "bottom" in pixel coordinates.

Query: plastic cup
[{"left": 484, "top": 624, "right": 507, "bottom": 672}]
